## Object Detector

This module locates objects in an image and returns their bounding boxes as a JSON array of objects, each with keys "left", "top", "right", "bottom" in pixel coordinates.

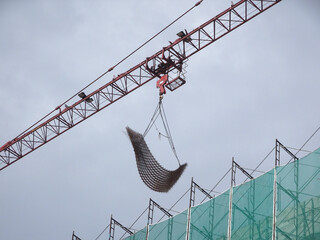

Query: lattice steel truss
[{"left": 0, "top": 0, "right": 281, "bottom": 171}]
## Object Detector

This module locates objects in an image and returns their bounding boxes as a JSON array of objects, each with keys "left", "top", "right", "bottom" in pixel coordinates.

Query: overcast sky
[{"left": 1, "top": 0, "right": 320, "bottom": 239}]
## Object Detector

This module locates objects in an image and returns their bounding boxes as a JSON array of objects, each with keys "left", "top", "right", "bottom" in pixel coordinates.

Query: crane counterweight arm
[{"left": 0, "top": 0, "right": 281, "bottom": 171}]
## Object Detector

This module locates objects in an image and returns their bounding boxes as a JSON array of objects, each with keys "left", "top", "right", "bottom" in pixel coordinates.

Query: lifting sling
[{"left": 126, "top": 98, "right": 187, "bottom": 192}]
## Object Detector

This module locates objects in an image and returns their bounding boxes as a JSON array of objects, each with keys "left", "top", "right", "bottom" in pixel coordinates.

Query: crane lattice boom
[{"left": 0, "top": 0, "right": 281, "bottom": 171}]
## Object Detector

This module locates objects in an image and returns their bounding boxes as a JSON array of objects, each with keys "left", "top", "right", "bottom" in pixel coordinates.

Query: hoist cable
[
  {"left": 143, "top": 99, "right": 181, "bottom": 166},
  {"left": 143, "top": 103, "right": 161, "bottom": 137},
  {"left": 104, "top": 0, "right": 203, "bottom": 79},
  {"left": 159, "top": 101, "right": 181, "bottom": 165},
  {"left": 154, "top": 123, "right": 169, "bottom": 139}
]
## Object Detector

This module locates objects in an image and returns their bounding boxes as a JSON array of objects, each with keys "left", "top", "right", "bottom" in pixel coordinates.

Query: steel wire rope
[
  {"left": 121, "top": 3, "right": 296, "bottom": 235},
  {"left": 182, "top": 24, "right": 229, "bottom": 57},
  {"left": 185, "top": 3, "right": 291, "bottom": 188},
  {"left": 275, "top": 125, "right": 320, "bottom": 192},
  {"left": 201, "top": 188, "right": 221, "bottom": 195},
  {"left": 243, "top": 146, "right": 275, "bottom": 183},
  {"left": 120, "top": 129, "right": 301, "bottom": 238},
  {"left": 142, "top": 99, "right": 181, "bottom": 166},
  {"left": 12, "top": 0, "right": 210, "bottom": 147},
  {"left": 163, "top": 208, "right": 181, "bottom": 214},
  {"left": 94, "top": 223, "right": 110, "bottom": 240},
  {"left": 285, "top": 147, "right": 311, "bottom": 154},
  {"left": 157, "top": 187, "right": 191, "bottom": 223},
  {"left": 200, "top": 167, "right": 232, "bottom": 204},
  {"left": 159, "top": 100, "right": 181, "bottom": 165},
  {"left": 119, "top": 206, "right": 149, "bottom": 240},
  {"left": 232, "top": 125, "right": 320, "bottom": 231},
  {"left": 14, "top": 0, "right": 204, "bottom": 140},
  {"left": 225, "top": 125, "right": 320, "bottom": 232},
  {"left": 143, "top": 103, "right": 161, "bottom": 137},
  {"left": 286, "top": 125, "right": 320, "bottom": 165},
  {"left": 181, "top": 3, "right": 258, "bottom": 58},
  {"left": 92, "top": 3, "right": 268, "bottom": 238},
  {"left": 154, "top": 123, "right": 170, "bottom": 139},
  {"left": 242, "top": 167, "right": 266, "bottom": 174},
  {"left": 177, "top": 1, "right": 259, "bottom": 57}
]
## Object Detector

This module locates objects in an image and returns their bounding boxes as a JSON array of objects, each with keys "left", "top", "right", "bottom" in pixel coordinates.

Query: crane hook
[{"left": 156, "top": 74, "right": 168, "bottom": 97}]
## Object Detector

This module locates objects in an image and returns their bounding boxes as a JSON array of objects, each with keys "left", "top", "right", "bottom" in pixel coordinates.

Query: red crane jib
[{"left": 0, "top": 0, "right": 282, "bottom": 171}]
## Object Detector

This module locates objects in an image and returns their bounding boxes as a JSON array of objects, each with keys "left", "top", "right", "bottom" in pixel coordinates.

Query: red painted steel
[
  {"left": 156, "top": 74, "right": 169, "bottom": 95},
  {"left": 0, "top": 0, "right": 281, "bottom": 171}
]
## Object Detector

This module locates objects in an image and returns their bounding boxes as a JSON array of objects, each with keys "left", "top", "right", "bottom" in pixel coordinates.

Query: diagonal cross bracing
[{"left": 0, "top": 0, "right": 281, "bottom": 171}]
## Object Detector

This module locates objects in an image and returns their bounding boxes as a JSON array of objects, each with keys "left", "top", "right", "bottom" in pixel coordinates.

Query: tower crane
[{"left": 0, "top": 0, "right": 281, "bottom": 171}]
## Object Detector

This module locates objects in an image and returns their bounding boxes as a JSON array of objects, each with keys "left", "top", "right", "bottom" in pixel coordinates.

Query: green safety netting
[
  {"left": 231, "top": 169, "right": 274, "bottom": 239},
  {"left": 124, "top": 227, "right": 147, "bottom": 240},
  {"left": 148, "top": 209, "right": 188, "bottom": 240},
  {"left": 276, "top": 148, "right": 320, "bottom": 240},
  {"left": 126, "top": 147, "right": 320, "bottom": 240},
  {"left": 190, "top": 190, "right": 230, "bottom": 239}
]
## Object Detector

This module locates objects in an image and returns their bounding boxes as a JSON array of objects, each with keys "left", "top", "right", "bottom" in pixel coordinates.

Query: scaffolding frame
[
  {"left": 108, "top": 216, "right": 133, "bottom": 240},
  {"left": 147, "top": 198, "right": 172, "bottom": 225},
  {"left": 273, "top": 139, "right": 299, "bottom": 240},
  {"left": 189, "top": 177, "right": 213, "bottom": 208},
  {"left": 88, "top": 140, "right": 320, "bottom": 240},
  {"left": 72, "top": 231, "right": 81, "bottom": 240}
]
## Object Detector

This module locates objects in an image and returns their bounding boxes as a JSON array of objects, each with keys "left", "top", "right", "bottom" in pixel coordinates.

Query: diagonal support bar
[
  {"left": 231, "top": 157, "right": 253, "bottom": 187},
  {"left": 189, "top": 177, "right": 213, "bottom": 207},
  {"left": 0, "top": 0, "right": 282, "bottom": 171},
  {"left": 109, "top": 216, "right": 133, "bottom": 240},
  {"left": 275, "top": 139, "right": 299, "bottom": 166},
  {"left": 148, "top": 198, "right": 172, "bottom": 225}
]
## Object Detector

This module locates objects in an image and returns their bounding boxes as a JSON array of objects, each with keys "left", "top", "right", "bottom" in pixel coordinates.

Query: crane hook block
[
  {"left": 156, "top": 74, "right": 168, "bottom": 96},
  {"left": 126, "top": 127, "right": 187, "bottom": 192}
]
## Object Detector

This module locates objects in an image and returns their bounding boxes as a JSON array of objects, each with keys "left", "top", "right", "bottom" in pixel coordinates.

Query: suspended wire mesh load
[{"left": 126, "top": 126, "right": 187, "bottom": 192}]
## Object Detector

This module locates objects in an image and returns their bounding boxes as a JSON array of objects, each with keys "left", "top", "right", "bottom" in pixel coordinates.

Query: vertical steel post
[
  {"left": 146, "top": 225, "right": 149, "bottom": 240},
  {"left": 273, "top": 139, "right": 299, "bottom": 239},
  {"left": 250, "top": 179, "right": 256, "bottom": 239},
  {"left": 275, "top": 139, "right": 281, "bottom": 167},
  {"left": 186, "top": 177, "right": 194, "bottom": 240},
  {"left": 231, "top": 157, "right": 236, "bottom": 187},
  {"left": 272, "top": 167, "right": 277, "bottom": 240},
  {"left": 187, "top": 177, "right": 213, "bottom": 240},
  {"left": 294, "top": 159, "right": 299, "bottom": 239},
  {"left": 148, "top": 198, "right": 154, "bottom": 225},
  {"left": 303, "top": 201, "right": 306, "bottom": 239},
  {"left": 109, "top": 215, "right": 115, "bottom": 240},
  {"left": 228, "top": 157, "right": 235, "bottom": 240},
  {"left": 312, "top": 199, "right": 315, "bottom": 239},
  {"left": 272, "top": 140, "right": 278, "bottom": 240},
  {"left": 186, "top": 205, "right": 191, "bottom": 240},
  {"left": 167, "top": 217, "right": 173, "bottom": 240},
  {"left": 72, "top": 232, "right": 82, "bottom": 240},
  {"left": 208, "top": 197, "right": 215, "bottom": 239},
  {"left": 189, "top": 177, "right": 195, "bottom": 208}
]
